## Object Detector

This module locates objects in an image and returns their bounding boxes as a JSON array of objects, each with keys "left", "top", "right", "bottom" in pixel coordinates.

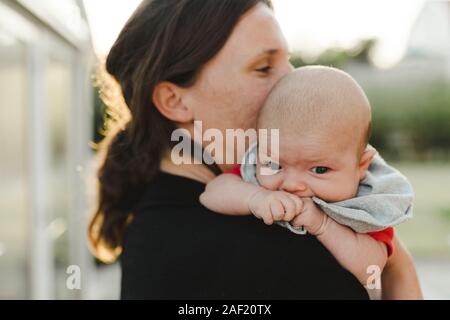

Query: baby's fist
[
  {"left": 290, "top": 197, "right": 328, "bottom": 235},
  {"left": 248, "top": 189, "right": 303, "bottom": 225}
]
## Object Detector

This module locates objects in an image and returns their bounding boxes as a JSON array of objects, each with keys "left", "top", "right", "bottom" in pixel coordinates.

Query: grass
[{"left": 392, "top": 162, "right": 450, "bottom": 258}]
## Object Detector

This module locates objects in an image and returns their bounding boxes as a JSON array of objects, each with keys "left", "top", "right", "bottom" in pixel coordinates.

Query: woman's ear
[
  {"left": 152, "top": 81, "right": 194, "bottom": 123},
  {"left": 358, "top": 145, "right": 377, "bottom": 181}
]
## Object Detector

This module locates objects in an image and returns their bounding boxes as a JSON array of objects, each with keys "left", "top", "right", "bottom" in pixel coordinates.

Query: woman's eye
[
  {"left": 312, "top": 167, "right": 329, "bottom": 174},
  {"left": 255, "top": 66, "right": 272, "bottom": 74}
]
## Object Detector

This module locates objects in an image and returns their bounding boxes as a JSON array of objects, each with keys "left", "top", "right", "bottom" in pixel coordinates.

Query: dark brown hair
[{"left": 89, "top": 0, "right": 273, "bottom": 262}]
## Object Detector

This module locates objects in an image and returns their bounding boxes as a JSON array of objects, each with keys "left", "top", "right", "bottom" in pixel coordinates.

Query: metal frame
[{"left": 0, "top": 0, "right": 94, "bottom": 299}]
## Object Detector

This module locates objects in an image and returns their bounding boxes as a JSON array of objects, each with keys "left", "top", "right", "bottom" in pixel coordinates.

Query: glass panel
[
  {"left": 0, "top": 27, "right": 29, "bottom": 299},
  {"left": 45, "top": 56, "right": 72, "bottom": 299}
]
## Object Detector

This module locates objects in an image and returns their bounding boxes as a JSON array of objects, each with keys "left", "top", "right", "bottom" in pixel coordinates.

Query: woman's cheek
[
  {"left": 243, "top": 93, "right": 265, "bottom": 118},
  {"left": 248, "top": 81, "right": 274, "bottom": 110}
]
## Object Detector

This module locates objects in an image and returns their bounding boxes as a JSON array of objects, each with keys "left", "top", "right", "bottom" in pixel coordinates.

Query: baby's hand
[
  {"left": 248, "top": 189, "right": 303, "bottom": 225},
  {"left": 290, "top": 198, "right": 328, "bottom": 235}
]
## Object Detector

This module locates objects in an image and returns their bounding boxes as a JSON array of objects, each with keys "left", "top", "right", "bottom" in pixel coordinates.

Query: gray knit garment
[{"left": 241, "top": 144, "right": 413, "bottom": 234}]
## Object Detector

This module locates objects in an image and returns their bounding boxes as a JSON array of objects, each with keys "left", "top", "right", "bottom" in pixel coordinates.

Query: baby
[{"left": 200, "top": 66, "right": 413, "bottom": 295}]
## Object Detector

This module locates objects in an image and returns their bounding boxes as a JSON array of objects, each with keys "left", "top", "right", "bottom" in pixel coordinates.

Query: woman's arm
[{"left": 381, "top": 235, "right": 423, "bottom": 299}]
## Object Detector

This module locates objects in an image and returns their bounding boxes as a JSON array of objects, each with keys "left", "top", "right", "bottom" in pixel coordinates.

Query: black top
[{"left": 120, "top": 172, "right": 369, "bottom": 299}]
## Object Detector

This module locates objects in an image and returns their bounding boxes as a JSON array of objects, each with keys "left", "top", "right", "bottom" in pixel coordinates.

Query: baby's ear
[{"left": 358, "top": 145, "right": 377, "bottom": 180}]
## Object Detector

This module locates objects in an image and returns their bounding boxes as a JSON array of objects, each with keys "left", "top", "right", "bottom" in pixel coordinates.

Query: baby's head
[{"left": 256, "top": 66, "right": 376, "bottom": 202}]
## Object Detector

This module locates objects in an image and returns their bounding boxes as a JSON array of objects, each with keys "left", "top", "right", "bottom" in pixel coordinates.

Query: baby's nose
[{"left": 280, "top": 177, "right": 308, "bottom": 194}]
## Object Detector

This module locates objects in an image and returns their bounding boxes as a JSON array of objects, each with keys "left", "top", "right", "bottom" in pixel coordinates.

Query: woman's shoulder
[
  {"left": 132, "top": 171, "right": 206, "bottom": 212},
  {"left": 127, "top": 171, "right": 237, "bottom": 237}
]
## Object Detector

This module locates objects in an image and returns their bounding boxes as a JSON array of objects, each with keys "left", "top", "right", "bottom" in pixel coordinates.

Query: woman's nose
[{"left": 278, "top": 62, "right": 294, "bottom": 80}]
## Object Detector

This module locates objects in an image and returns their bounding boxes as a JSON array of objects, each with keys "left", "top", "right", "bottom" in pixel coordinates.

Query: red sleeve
[
  {"left": 225, "top": 165, "right": 242, "bottom": 177},
  {"left": 367, "top": 227, "right": 394, "bottom": 257}
]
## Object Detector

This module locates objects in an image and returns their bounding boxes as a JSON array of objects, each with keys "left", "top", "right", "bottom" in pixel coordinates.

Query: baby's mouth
[{"left": 292, "top": 191, "right": 315, "bottom": 198}]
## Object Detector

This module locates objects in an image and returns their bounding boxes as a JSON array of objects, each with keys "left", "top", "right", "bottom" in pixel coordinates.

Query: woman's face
[{"left": 182, "top": 3, "right": 293, "bottom": 165}]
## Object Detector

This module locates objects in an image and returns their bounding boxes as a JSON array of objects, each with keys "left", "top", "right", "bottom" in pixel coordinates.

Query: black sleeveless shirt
[{"left": 120, "top": 171, "right": 369, "bottom": 299}]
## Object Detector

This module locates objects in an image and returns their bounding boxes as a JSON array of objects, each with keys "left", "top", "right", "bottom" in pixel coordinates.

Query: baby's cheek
[
  {"left": 315, "top": 177, "right": 359, "bottom": 202},
  {"left": 256, "top": 173, "right": 280, "bottom": 191}
]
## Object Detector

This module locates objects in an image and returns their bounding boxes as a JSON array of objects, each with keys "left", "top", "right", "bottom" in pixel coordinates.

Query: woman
[{"left": 89, "top": 0, "right": 422, "bottom": 299}]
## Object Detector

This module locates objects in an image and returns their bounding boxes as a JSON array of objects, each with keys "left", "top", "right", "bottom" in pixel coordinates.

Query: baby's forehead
[
  {"left": 258, "top": 66, "right": 371, "bottom": 125},
  {"left": 259, "top": 113, "right": 363, "bottom": 150},
  {"left": 259, "top": 129, "right": 358, "bottom": 164}
]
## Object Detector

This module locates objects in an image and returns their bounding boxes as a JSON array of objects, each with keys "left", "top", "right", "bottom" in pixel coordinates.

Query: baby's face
[{"left": 256, "top": 131, "right": 363, "bottom": 203}]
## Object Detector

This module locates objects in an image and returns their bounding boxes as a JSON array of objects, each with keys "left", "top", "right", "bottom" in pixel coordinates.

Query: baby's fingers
[
  {"left": 254, "top": 205, "right": 274, "bottom": 225},
  {"left": 290, "top": 213, "right": 305, "bottom": 229},
  {"left": 261, "top": 213, "right": 274, "bottom": 225},
  {"left": 280, "top": 195, "right": 298, "bottom": 222},
  {"left": 270, "top": 200, "right": 285, "bottom": 222},
  {"left": 288, "top": 194, "right": 304, "bottom": 217}
]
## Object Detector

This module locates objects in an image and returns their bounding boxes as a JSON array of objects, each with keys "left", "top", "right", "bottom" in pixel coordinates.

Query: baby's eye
[
  {"left": 262, "top": 161, "right": 282, "bottom": 172},
  {"left": 312, "top": 166, "right": 329, "bottom": 174}
]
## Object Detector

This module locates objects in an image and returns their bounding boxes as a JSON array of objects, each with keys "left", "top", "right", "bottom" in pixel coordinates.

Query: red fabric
[
  {"left": 225, "top": 165, "right": 395, "bottom": 256},
  {"left": 368, "top": 227, "right": 394, "bottom": 257},
  {"left": 225, "top": 165, "right": 242, "bottom": 177}
]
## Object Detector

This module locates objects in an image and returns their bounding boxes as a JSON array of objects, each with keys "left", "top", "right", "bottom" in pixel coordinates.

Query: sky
[{"left": 84, "top": 0, "right": 426, "bottom": 68}]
